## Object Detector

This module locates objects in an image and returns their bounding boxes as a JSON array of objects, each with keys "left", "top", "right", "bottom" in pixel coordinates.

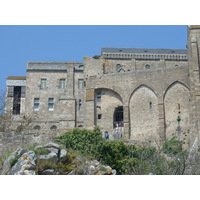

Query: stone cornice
[{"left": 103, "top": 53, "right": 188, "bottom": 61}]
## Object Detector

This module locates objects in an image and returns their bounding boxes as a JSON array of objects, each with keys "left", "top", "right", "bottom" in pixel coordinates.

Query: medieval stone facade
[{"left": 5, "top": 25, "right": 200, "bottom": 148}]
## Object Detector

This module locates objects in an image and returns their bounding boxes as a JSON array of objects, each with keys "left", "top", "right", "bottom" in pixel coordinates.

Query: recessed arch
[
  {"left": 129, "top": 85, "right": 159, "bottom": 144},
  {"left": 129, "top": 84, "right": 158, "bottom": 105},
  {"left": 164, "top": 81, "right": 190, "bottom": 140},
  {"left": 95, "top": 87, "right": 123, "bottom": 104},
  {"left": 50, "top": 125, "right": 57, "bottom": 130},
  {"left": 163, "top": 81, "right": 190, "bottom": 100},
  {"left": 94, "top": 87, "right": 123, "bottom": 133},
  {"left": 34, "top": 125, "right": 41, "bottom": 130}
]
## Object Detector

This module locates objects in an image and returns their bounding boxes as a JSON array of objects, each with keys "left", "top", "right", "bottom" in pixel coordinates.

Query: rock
[
  {"left": 1, "top": 148, "right": 27, "bottom": 175},
  {"left": 59, "top": 149, "right": 67, "bottom": 162},
  {"left": 43, "top": 143, "right": 60, "bottom": 150},
  {"left": 45, "top": 147, "right": 58, "bottom": 154},
  {"left": 16, "top": 170, "right": 36, "bottom": 175},
  {"left": 105, "top": 166, "right": 113, "bottom": 174},
  {"left": 89, "top": 165, "right": 95, "bottom": 172},
  {"left": 9, "top": 151, "right": 37, "bottom": 175},
  {"left": 42, "top": 169, "right": 55, "bottom": 175},
  {"left": 93, "top": 160, "right": 99, "bottom": 167},
  {"left": 34, "top": 145, "right": 44, "bottom": 151},
  {"left": 112, "top": 169, "right": 117, "bottom": 175},
  {"left": 38, "top": 152, "right": 58, "bottom": 164}
]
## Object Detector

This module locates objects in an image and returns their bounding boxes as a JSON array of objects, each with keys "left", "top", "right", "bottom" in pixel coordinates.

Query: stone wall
[{"left": 0, "top": 131, "right": 60, "bottom": 156}]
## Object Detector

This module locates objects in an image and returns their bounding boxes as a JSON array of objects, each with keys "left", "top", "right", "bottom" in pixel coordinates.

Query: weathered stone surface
[
  {"left": 9, "top": 151, "right": 37, "bottom": 175},
  {"left": 43, "top": 143, "right": 60, "bottom": 150},
  {"left": 1, "top": 148, "right": 27, "bottom": 175},
  {"left": 42, "top": 169, "right": 55, "bottom": 175},
  {"left": 59, "top": 149, "right": 67, "bottom": 162},
  {"left": 38, "top": 152, "right": 58, "bottom": 164},
  {"left": 34, "top": 145, "right": 44, "bottom": 150}
]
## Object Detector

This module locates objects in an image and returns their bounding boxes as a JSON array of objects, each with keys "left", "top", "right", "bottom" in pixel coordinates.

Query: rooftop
[
  {"left": 102, "top": 47, "right": 187, "bottom": 55},
  {"left": 7, "top": 76, "right": 26, "bottom": 80}
]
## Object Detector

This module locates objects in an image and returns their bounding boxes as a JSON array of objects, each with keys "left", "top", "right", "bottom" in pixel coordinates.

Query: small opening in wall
[
  {"left": 178, "top": 104, "right": 180, "bottom": 110},
  {"left": 98, "top": 114, "right": 102, "bottom": 119},
  {"left": 50, "top": 125, "right": 57, "bottom": 130},
  {"left": 34, "top": 125, "right": 41, "bottom": 130},
  {"left": 149, "top": 102, "right": 152, "bottom": 109}
]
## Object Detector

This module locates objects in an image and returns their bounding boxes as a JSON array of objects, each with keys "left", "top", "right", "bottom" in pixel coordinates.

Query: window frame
[
  {"left": 78, "top": 79, "right": 84, "bottom": 89},
  {"left": 34, "top": 98, "right": 40, "bottom": 111},
  {"left": 59, "top": 79, "right": 66, "bottom": 89},
  {"left": 48, "top": 98, "right": 54, "bottom": 111},
  {"left": 40, "top": 78, "right": 47, "bottom": 89}
]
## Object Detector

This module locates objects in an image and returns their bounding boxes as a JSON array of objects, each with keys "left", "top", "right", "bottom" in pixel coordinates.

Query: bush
[
  {"left": 162, "top": 136, "right": 183, "bottom": 156},
  {"left": 57, "top": 128, "right": 171, "bottom": 175}
]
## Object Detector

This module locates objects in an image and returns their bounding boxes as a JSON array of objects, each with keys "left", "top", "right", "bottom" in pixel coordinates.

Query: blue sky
[{"left": 0, "top": 25, "right": 188, "bottom": 92}]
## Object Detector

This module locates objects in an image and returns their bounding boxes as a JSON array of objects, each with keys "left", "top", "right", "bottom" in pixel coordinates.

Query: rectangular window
[
  {"left": 78, "top": 79, "right": 84, "bottom": 89},
  {"left": 78, "top": 99, "right": 82, "bottom": 111},
  {"left": 98, "top": 114, "right": 102, "bottom": 119},
  {"left": 40, "top": 79, "right": 47, "bottom": 89},
  {"left": 59, "top": 79, "right": 66, "bottom": 89},
  {"left": 34, "top": 98, "right": 40, "bottom": 111},
  {"left": 96, "top": 92, "right": 101, "bottom": 102},
  {"left": 48, "top": 98, "right": 54, "bottom": 111}
]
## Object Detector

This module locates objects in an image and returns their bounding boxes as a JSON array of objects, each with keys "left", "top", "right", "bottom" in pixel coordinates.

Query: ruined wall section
[{"left": 5, "top": 78, "right": 26, "bottom": 120}]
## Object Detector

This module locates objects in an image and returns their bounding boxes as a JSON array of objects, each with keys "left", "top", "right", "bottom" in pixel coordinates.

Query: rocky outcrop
[{"left": 1, "top": 142, "right": 116, "bottom": 175}]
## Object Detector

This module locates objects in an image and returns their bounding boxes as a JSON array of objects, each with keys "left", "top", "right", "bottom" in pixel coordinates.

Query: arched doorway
[{"left": 113, "top": 106, "right": 124, "bottom": 128}]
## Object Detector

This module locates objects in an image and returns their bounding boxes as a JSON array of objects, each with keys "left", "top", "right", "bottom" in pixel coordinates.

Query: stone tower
[{"left": 188, "top": 25, "right": 200, "bottom": 147}]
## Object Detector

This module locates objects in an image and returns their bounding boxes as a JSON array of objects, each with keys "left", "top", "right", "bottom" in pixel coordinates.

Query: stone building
[{"left": 5, "top": 25, "right": 200, "bottom": 147}]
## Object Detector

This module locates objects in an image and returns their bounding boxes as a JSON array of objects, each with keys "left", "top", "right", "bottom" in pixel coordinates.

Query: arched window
[
  {"left": 116, "top": 64, "right": 122, "bottom": 72},
  {"left": 145, "top": 64, "right": 151, "bottom": 69},
  {"left": 50, "top": 125, "right": 57, "bottom": 130},
  {"left": 34, "top": 125, "right": 41, "bottom": 130}
]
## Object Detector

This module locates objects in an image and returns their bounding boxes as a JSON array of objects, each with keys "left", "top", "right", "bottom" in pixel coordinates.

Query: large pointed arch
[
  {"left": 94, "top": 88, "right": 123, "bottom": 134},
  {"left": 163, "top": 81, "right": 190, "bottom": 100},
  {"left": 129, "top": 84, "right": 158, "bottom": 104},
  {"left": 164, "top": 81, "right": 190, "bottom": 141},
  {"left": 129, "top": 85, "right": 159, "bottom": 144}
]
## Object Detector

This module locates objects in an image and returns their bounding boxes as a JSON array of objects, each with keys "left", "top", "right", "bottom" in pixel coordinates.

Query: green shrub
[
  {"left": 163, "top": 136, "right": 183, "bottom": 156},
  {"left": 57, "top": 128, "right": 170, "bottom": 175},
  {"left": 10, "top": 157, "right": 19, "bottom": 167},
  {"left": 34, "top": 148, "right": 49, "bottom": 155}
]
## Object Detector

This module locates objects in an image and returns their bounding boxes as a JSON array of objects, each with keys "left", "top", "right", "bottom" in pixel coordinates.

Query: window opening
[
  {"left": 116, "top": 64, "right": 122, "bottom": 72},
  {"left": 96, "top": 92, "right": 101, "bottom": 102},
  {"left": 50, "top": 125, "right": 57, "bottom": 130},
  {"left": 78, "top": 99, "right": 82, "bottom": 111},
  {"left": 34, "top": 125, "right": 41, "bottom": 130},
  {"left": 34, "top": 98, "right": 40, "bottom": 111},
  {"left": 98, "top": 114, "right": 102, "bottom": 119},
  {"left": 113, "top": 106, "right": 123, "bottom": 128},
  {"left": 13, "top": 86, "right": 21, "bottom": 115},
  {"left": 40, "top": 79, "right": 47, "bottom": 89},
  {"left": 48, "top": 98, "right": 54, "bottom": 111},
  {"left": 145, "top": 64, "right": 150, "bottom": 69},
  {"left": 78, "top": 79, "right": 84, "bottom": 89},
  {"left": 59, "top": 79, "right": 66, "bottom": 89},
  {"left": 149, "top": 102, "right": 152, "bottom": 109}
]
